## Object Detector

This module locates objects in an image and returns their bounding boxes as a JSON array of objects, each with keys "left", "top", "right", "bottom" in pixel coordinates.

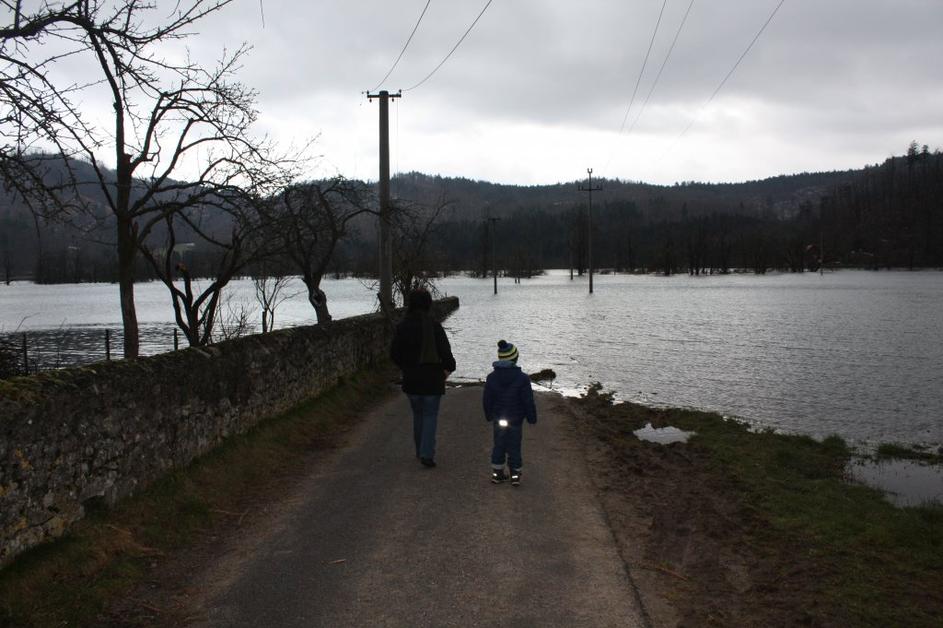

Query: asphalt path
[{"left": 192, "top": 385, "right": 647, "bottom": 627}]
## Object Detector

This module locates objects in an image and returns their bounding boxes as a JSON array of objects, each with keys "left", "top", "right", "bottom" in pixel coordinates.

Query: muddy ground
[{"left": 565, "top": 389, "right": 833, "bottom": 627}]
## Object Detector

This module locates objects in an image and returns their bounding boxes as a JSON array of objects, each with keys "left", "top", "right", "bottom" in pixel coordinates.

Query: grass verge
[
  {"left": 0, "top": 367, "right": 396, "bottom": 628},
  {"left": 577, "top": 384, "right": 943, "bottom": 627}
]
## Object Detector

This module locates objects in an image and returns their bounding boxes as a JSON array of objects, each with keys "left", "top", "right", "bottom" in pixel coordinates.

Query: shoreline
[
  {"left": 455, "top": 378, "right": 943, "bottom": 507},
  {"left": 564, "top": 387, "right": 943, "bottom": 626},
  {"left": 462, "top": 377, "right": 943, "bottom": 455}
]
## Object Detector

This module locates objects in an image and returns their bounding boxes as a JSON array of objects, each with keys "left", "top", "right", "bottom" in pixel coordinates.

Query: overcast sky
[{"left": 79, "top": 1, "right": 943, "bottom": 186}]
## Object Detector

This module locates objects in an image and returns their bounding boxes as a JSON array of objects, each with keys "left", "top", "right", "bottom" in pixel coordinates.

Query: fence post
[
  {"left": 105, "top": 329, "right": 111, "bottom": 361},
  {"left": 21, "top": 333, "right": 28, "bottom": 375},
  {"left": 173, "top": 328, "right": 179, "bottom": 351}
]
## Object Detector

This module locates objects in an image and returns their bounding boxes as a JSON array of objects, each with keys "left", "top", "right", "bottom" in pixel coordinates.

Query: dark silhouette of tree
[
  {"left": 255, "top": 275, "right": 293, "bottom": 333},
  {"left": 137, "top": 194, "right": 269, "bottom": 347},
  {"left": 268, "top": 178, "right": 371, "bottom": 325},
  {"left": 390, "top": 196, "right": 451, "bottom": 304},
  {"left": 0, "top": 1, "right": 294, "bottom": 357}
]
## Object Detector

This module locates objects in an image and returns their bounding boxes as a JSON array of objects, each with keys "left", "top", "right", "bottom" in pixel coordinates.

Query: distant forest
[{"left": 1, "top": 142, "right": 941, "bottom": 283}]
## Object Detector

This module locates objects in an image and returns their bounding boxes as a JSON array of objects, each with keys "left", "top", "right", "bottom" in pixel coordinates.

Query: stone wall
[{"left": 0, "top": 298, "right": 458, "bottom": 566}]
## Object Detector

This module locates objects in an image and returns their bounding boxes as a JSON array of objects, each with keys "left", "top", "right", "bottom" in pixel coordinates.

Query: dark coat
[
  {"left": 483, "top": 361, "right": 537, "bottom": 426},
  {"left": 390, "top": 312, "right": 456, "bottom": 395}
]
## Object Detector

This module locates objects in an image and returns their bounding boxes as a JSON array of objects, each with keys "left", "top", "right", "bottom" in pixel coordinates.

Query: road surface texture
[{"left": 189, "top": 385, "right": 648, "bottom": 627}]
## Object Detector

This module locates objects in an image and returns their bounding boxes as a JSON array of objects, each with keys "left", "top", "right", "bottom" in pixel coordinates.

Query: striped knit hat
[{"left": 497, "top": 340, "right": 519, "bottom": 362}]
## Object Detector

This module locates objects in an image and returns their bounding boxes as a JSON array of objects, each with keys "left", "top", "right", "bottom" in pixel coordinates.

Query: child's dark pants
[{"left": 491, "top": 422, "right": 523, "bottom": 470}]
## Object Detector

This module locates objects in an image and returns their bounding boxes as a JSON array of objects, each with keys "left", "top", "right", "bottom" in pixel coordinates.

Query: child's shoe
[
  {"left": 491, "top": 468, "right": 508, "bottom": 484},
  {"left": 510, "top": 469, "right": 522, "bottom": 486}
]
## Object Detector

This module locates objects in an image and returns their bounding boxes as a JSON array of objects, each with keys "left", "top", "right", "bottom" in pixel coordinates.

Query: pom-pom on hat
[{"left": 497, "top": 339, "right": 519, "bottom": 362}]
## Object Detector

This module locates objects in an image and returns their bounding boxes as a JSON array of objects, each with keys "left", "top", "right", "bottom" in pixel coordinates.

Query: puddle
[
  {"left": 633, "top": 422, "right": 695, "bottom": 445},
  {"left": 847, "top": 459, "right": 943, "bottom": 507}
]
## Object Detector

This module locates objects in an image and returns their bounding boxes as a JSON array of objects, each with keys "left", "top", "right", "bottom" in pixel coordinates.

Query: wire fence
[{"left": 0, "top": 324, "right": 186, "bottom": 378}]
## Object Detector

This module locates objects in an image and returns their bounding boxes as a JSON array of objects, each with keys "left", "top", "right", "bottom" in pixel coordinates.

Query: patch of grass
[
  {"left": 579, "top": 388, "right": 943, "bottom": 627},
  {"left": 0, "top": 366, "right": 396, "bottom": 628},
  {"left": 876, "top": 442, "right": 943, "bottom": 463}
]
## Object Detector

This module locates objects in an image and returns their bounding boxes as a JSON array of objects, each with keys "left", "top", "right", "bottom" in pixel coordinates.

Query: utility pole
[
  {"left": 578, "top": 168, "right": 602, "bottom": 294},
  {"left": 488, "top": 216, "right": 500, "bottom": 294},
  {"left": 569, "top": 228, "right": 574, "bottom": 280},
  {"left": 367, "top": 89, "right": 401, "bottom": 314}
]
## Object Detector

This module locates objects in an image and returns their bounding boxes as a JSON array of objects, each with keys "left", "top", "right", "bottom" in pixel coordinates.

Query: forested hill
[
  {"left": 389, "top": 146, "right": 942, "bottom": 275},
  {"left": 1, "top": 145, "right": 941, "bottom": 282},
  {"left": 389, "top": 168, "right": 859, "bottom": 222}
]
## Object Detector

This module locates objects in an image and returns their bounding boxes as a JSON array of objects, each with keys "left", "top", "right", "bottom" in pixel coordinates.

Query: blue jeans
[
  {"left": 491, "top": 423, "right": 523, "bottom": 471},
  {"left": 407, "top": 394, "right": 441, "bottom": 460}
]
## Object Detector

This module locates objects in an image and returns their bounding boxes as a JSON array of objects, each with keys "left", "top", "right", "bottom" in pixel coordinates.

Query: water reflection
[{"left": 848, "top": 459, "right": 943, "bottom": 507}]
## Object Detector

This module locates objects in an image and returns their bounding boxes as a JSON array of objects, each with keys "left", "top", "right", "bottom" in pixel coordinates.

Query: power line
[
  {"left": 646, "top": 0, "right": 786, "bottom": 175},
  {"left": 617, "top": 0, "right": 669, "bottom": 135},
  {"left": 626, "top": 0, "right": 696, "bottom": 136},
  {"left": 403, "top": 0, "right": 495, "bottom": 92},
  {"left": 370, "top": 0, "right": 433, "bottom": 92},
  {"left": 676, "top": 0, "right": 787, "bottom": 142}
]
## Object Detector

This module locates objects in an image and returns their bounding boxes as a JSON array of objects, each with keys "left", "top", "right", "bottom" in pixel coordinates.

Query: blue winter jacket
[{"left": 483, "top": 361, "right": 537, "bottom": 426}]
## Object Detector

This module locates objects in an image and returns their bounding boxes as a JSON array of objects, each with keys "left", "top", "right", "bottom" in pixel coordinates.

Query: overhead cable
[
  {"left": 617, "top": 0, "right": 670, "bottom": 135},
  {"left": 676, "top": 0, "right": 787, "bottom": 141},
  {"left": 370, "top": 0, "right": 433, "bottom": 92},
  {"left": 626, "top": 0, "right": 696, "bottom": 135},
  {"left": 403, "top": 0, "right": 495, "bottom": 92}
]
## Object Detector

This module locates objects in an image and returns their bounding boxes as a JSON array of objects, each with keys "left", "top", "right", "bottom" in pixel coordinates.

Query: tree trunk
[
  {"left": 116, "top": 215, "right": 140, "bottom": 358},
  {"left": 307, "top": 284, "right": 332, "bottom": 325}
]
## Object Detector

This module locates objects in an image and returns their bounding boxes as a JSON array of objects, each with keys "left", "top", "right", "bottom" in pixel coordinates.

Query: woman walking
[{"left": 390, "top": 288, "right": 456, "bottom": 467}]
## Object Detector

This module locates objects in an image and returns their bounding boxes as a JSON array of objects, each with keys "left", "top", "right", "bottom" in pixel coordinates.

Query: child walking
[{"left": 483, "top": 340, "right": 537, "bottom": 486}]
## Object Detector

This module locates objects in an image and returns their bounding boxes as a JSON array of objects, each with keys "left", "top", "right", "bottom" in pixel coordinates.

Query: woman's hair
[{"left": 407, "top": 288, "right": 433, "bottom": 312}]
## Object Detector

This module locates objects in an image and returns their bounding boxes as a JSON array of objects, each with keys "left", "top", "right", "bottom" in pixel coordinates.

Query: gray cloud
[{"left": 36, "top": 0, "right": 943, "bottom": 184}]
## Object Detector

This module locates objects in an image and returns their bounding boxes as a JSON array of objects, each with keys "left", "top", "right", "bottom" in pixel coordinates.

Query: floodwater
[
  {"left": 632, "top": 423, "right": 695, "bottom": 445},
  {"left": 847, "top": 459, "right": 943, "bottom": 507},
  {"left": 439, "top": 270, "right": 943, "bottom": 448},
  {"left": 2, "top": 270, "right": 942, "bottom": 450},
  {"left": 0, "top": 277, "right": 378, "bottom": 363}
]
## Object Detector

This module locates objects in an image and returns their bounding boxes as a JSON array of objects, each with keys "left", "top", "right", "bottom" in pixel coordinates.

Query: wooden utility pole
[
  {"left": 367, "top": 90, "right": 401, "bottom": 314},
  {"left": 488, "top": 216, "right": 500, "bottom": 294},
  {"left": 578, "top": 168, "right": 602, "bottom": 294},
  {"left": 568, "top": 211, "right": 574, "bottom": 280}
]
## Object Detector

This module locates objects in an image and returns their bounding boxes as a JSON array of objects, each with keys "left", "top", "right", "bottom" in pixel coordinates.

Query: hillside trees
[{"left": 0, "top": 1, "right": 295, "bottom": 357}]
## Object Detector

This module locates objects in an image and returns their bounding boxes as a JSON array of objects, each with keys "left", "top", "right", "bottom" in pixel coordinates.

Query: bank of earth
[{"left": 571, "top": 384, "right": 943, "bottom": 627}]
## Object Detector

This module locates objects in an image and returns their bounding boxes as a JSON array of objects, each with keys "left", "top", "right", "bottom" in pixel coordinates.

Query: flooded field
[{"left": 3, "top": 270, "right": 942, "bottom": 450}]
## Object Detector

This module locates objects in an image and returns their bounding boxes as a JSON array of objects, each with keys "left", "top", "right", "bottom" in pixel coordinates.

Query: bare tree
[
  {"left": 0, "top": 1, "right": 296, "bottom": 357},
  {"left": 253, "top": 271, "right": 296, "bottom": 333},
  {"left": 391, "top": 196, "right": 451, "bottom": 305},
  {"left": 1, "top": 3, "right": 93, "bottom": 215},
  {"left": 214, "top": 290, "right": 253, "bottom": 342},
  {"left": 137, "top": 194, "right": 269, "bottom": 347},
  {"left": 269, "top": 178, "right": 371, "bottom": 325}
]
